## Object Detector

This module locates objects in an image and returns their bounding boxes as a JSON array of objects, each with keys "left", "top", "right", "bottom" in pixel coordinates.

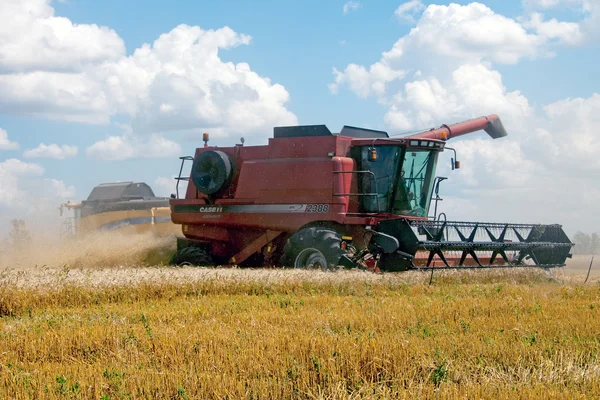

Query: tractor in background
[{"left": 60, "top": 182, "right": 178, "bottom": 237}]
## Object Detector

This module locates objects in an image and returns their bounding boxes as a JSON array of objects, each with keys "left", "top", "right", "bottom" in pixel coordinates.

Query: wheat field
[{"left": 0, "top": 235, "right": 599, "bottom": 399}]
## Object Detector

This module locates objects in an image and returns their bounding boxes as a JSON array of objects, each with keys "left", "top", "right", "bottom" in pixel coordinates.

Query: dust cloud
[{"left": 0, "top": 231, "right": 175, "bottom": 270}]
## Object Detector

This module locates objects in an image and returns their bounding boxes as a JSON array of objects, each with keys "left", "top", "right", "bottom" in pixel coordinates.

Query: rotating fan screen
[{"left": 191, "top": 150, "right": 233, "bottom": 195}]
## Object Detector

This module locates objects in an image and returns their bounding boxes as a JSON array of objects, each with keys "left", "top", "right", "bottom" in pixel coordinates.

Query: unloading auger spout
[{"left": 406, "top": 114, "right": 508, "bottom": 141}]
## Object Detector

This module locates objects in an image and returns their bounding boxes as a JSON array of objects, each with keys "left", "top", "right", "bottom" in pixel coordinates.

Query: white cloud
[
  {"left": 330, "top": 3, "right": 568, "bottom": 131},
  {"left": 154, "top": 176, "right": 187, "bottom": 198},
  {"left": 0, "top": 159, "right": 44, "bottom": 207},
  {"left": 523, "top": 0, "right": 587, "bottom": 10},
  {"left": 401, "top": 3, "right": 547, "bottom": 65},
  {"left": 86, "top": 135, "right": 134, "bottom": 160},
  {"left": 376, "top": 60, "right": 595, "bottom": 231},
  {"left": 154, "top": 176, "right": 175, "bottom": 197},
  {"left": 0, "top": 70, "right": 108, "bottom": 125},
  {"left": 343, "top": 1, "right": 360, "bottom": 14},
  {"left": 0, "top": 128, "right": 19, "bottom": 150},
  {"left": 0, "top": 0, "right": 125, "bottom": 73},
  {"left": 525, "top": 12, "right": 584, "bottom": 45},
  {"left": 329, "top": 2, "right": 599, "bottom": 234},
  {"left": 451, "top": 64, "right": 531, "bottom": 118},
  {"left": 46, "top": 178, "right": 76, "bottom": 198},
  {"left": 382, "top": 63, "right": 531, "bottom": 131},
  {"left": 523, "top": 0, "right": 599, "bottom": 42},
  {"left": 446, "top": 138, "right": 536, "bottom": 189},
  {"left": 331, "top": 1, "right": 596, "bottom": 105},
  {"left": 23, "top": 143, "right": 78, "bottom": 159},
  {"left": 427, "top": 92, "right": 600, "bottom": 234},
  {"left": 538, "top": 93, "right": 600, "bottom": 171},
  {"left": 395, "top": 0, "right": 426, "bottom": 23},
  {"left": 423, "top": 91, "right": 598, "bottom": 233},
  {"left": 0, "top": 2, "right": 298, "bottom": 140},
  {"left": 330, "top": 3, "right": 559, "bottom": 106},
  {"left": 0, "top": 71, "right": 110, "bottom": 123},
  {"left": 329, "top": 63, "right": 405, "bottom": 97},
  {"left": 86, "top": 132, "right": 181, "bottom": 160},
  {"left": 523, "top": 0, "right": 562, "bottom": 7},
  {"left": 0, "top": 158, "right": 76, "bottom": 235}
]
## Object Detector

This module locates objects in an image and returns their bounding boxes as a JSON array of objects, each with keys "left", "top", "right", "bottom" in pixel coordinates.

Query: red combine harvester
[{"left": 169, "top": 115, "right": 573, "bottom": 271}]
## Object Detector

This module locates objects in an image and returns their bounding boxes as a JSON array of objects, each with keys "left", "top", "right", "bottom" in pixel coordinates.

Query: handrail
[
  {"left": 175, "top": 156, "right": 194, "bottom": 199},
  {"left": 333, "top": 170, "right": 380, "bottom": 213}
]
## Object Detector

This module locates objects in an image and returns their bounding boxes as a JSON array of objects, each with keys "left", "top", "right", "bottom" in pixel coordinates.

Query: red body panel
[{"left": 171, "top": 133, "right": 418, "bottom": 259}]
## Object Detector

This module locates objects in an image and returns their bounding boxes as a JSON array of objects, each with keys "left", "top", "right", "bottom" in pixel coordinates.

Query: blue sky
[{"left": 1, "top": 0, "right": 599, "bottom": 235}]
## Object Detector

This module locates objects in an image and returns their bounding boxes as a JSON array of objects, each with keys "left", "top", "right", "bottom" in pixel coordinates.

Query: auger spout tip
[{"left": 484, "top": 115, "right": 508, "bottom": 139}]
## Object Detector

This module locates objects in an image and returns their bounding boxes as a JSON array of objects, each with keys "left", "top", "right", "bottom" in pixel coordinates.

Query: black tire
[
  {"left": 169, "top": 246, "right": 214, "bottom": 267},
  {"left": 282, "top": 227, "right": 346, "bottom": 271}
]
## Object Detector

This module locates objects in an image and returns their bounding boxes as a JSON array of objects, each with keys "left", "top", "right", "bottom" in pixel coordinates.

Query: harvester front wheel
[
  {"left": 283, "top": 228, "right": 346, "bottom": 271},
  {"left": 169, "top": 246, "right": 214, "bottom": 267}
]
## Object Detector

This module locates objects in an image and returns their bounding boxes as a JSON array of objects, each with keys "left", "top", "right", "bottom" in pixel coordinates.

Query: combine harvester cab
[
  {"left": 169, "top": 116, "right": 573, "bottom": 271},
  {"left": 60, "top": 182, "right": 179, "bottom": 237}
]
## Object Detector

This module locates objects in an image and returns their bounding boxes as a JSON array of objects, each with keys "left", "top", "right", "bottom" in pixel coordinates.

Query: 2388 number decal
[{"left": 305, "top": 204, "right": 329, "bottom": 213}]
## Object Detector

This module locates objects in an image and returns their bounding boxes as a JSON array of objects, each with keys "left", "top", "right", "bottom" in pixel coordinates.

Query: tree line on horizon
[{"left": 572, "top": 232, "right": 599, "bottom": 255}]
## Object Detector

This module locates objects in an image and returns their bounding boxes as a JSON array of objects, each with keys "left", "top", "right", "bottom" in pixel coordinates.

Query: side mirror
[
  {"left": 446, "top": 147, "right": 460, "bottom": 170},
  {"left": 451, "top": 158, "right": 460, "bottom": 170}
]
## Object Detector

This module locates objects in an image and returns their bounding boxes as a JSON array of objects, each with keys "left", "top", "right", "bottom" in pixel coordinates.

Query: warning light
[
  {"left": 368, "top": 147, "right": 377, "bottom": 161},
  {"left": 203, "top": 132, "right": 209, "bottom": 148},
  {"left": 440, "top": 131, "right": 448, "bottom": 140}
]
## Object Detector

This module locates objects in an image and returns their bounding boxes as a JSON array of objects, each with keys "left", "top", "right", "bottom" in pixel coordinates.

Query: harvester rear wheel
[
  {"left": 169, "top": 246, "right": 214, "bottom": 267},
  {"left": 283, "top": 227, "right": 346, "bottom": 271}
]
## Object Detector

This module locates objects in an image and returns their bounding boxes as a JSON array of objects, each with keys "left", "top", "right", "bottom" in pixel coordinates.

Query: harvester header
[{"left": 168, "top": 114, "right": 572, "bottom": 271}]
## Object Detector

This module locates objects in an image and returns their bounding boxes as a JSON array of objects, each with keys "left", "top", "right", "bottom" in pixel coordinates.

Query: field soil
[{"left": 562, "top": 254, "right": 598, "bottom": 280}]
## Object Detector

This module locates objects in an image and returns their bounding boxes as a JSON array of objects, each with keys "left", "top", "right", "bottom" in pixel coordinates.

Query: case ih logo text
[{"left": 197, "top": 206, "right": 223, "bottom": 213}]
